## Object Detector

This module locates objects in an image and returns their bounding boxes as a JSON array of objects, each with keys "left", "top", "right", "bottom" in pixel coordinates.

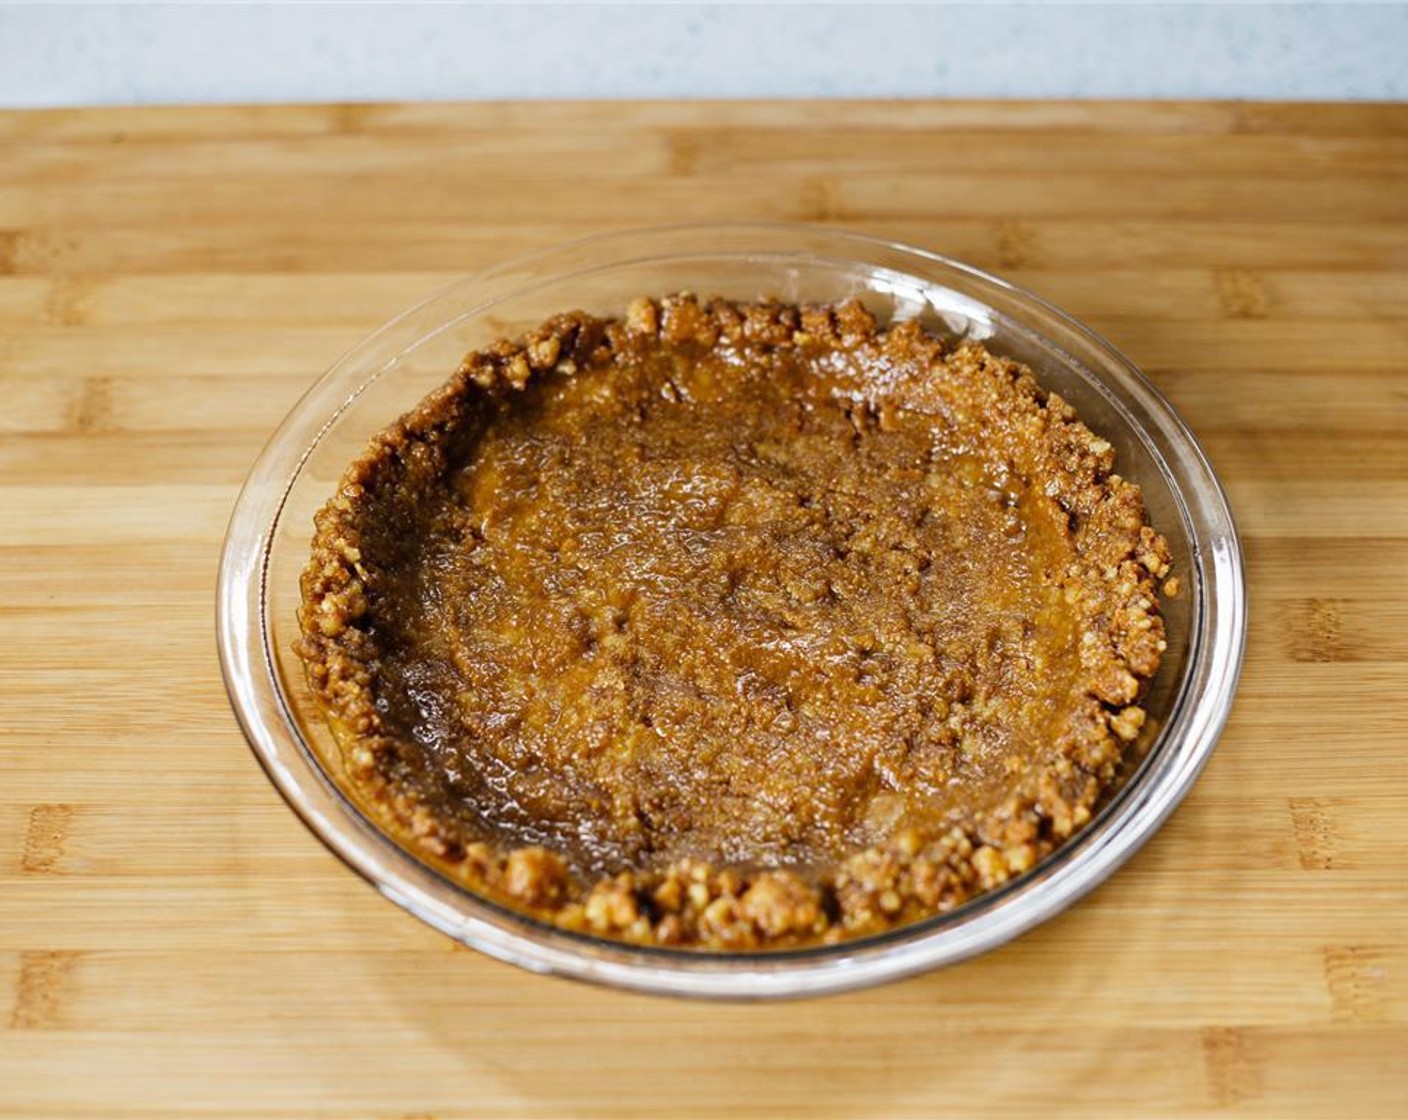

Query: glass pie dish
[{"left": 216, "top": 223, "right": 1246, "bottom": 999}]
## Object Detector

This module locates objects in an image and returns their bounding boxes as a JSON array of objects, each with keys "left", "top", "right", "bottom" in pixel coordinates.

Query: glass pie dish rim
[{"left": 216, "top": 221, "right": 1247, "bottom": 999}]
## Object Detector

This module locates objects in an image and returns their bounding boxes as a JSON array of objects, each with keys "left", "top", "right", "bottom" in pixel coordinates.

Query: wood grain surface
[{"left": 2, "top": 100, "right": 1407, "bottom": 1119}]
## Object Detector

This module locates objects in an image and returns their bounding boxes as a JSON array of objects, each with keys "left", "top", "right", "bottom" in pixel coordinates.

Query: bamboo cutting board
[{"left": 2, "top": 101, "right": 1407, "bottom": 1119}]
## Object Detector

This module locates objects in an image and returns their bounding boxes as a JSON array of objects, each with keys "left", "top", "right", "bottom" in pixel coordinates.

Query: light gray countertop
[{"left": 2, "top": 2, "right": 1405, "bottom": 107}]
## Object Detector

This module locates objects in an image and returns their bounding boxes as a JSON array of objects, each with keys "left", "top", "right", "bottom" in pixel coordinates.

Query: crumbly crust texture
[{"left": 296, "top": 295, "right": 1171, "bottom": 950}]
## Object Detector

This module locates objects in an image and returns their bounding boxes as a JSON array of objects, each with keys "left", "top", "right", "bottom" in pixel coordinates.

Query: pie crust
[{"left": 296, "top": 295, "right": 1171, "bottom": 949}]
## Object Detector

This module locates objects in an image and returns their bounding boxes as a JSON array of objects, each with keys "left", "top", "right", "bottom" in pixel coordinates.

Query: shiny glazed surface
[{"left": 296, "top": 294, "right": 1171, "bottom": 949}]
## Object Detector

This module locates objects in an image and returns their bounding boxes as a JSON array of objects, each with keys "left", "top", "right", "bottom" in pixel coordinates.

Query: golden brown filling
[{"left": 297, "top": 295, "right": 1171, "bottom": 950}]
